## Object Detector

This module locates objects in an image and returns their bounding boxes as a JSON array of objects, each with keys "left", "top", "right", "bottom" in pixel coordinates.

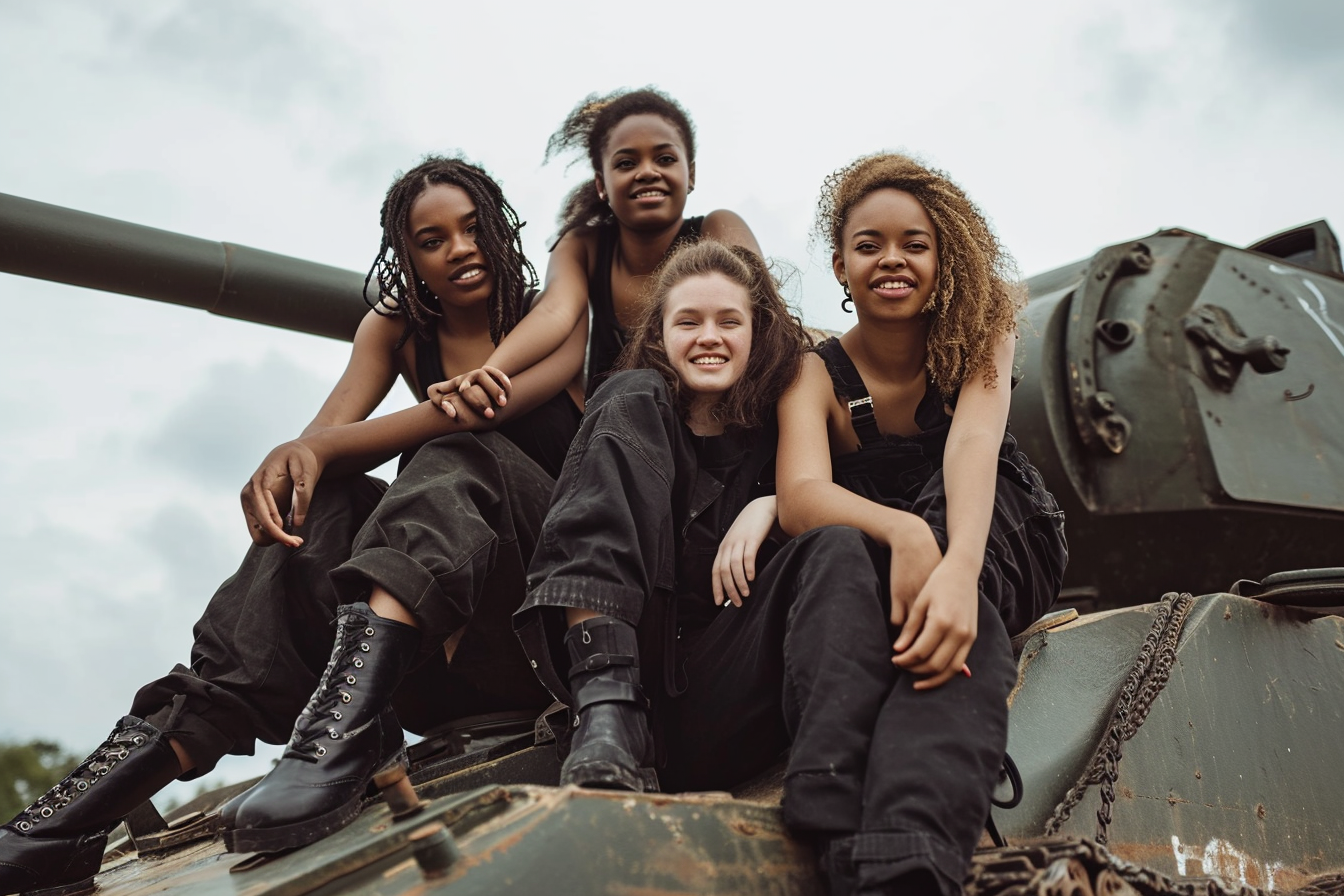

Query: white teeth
[
  {"left": 877, "top": 280, "right": 911, "bottom": 289},
  {"left": 454, "top": 268, "right": 483, "bottom": 281},
  {"left": 634, "top": 190, "right": 666, "bottom": 199},
  {"left": 693, "top": 356, "right": 727, "bottom": 365}
]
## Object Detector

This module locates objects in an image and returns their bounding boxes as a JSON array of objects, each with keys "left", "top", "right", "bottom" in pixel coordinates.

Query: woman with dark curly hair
[
  {"left": 775, "top": 153, "right": 1068, "bottom": 896},
  {"left": 0, "top": 156, "right": 586, "bottom": 892},
  {"left": 515, "top": 238, "right": 821, "bottom": 795},
  {"left": 443, "top": 87, "right": 762, "bottom": 414}
]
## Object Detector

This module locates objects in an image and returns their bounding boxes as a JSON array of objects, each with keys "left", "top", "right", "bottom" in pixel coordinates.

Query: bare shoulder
[
  {"left": 550, "top": 226, "right": 599, "bottom": 277},
  {"left": 354, "top": 307, "right": 406, "bottom": 347},
  {"left": 701, "top": 209, "right": 761, "bottom": 254}
]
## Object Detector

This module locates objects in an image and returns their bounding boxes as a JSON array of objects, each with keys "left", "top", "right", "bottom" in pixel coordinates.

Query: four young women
[{"left": 1, "top": 87, "right": 1065, "bottom": 896}]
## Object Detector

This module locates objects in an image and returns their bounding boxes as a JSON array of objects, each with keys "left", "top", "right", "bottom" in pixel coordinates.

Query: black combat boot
[
  {"left": 225, "top": 602, "right": 419, "bottom": 854},
  {"left": 0, "top": 716, "right": 180, "bottom": 895},
  {"left": 561, "top": 616, "right": 658, "bottom": 792}
]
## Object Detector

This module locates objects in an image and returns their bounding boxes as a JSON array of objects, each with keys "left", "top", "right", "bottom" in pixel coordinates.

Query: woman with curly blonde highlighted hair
[{"left": 775, "top": 154, "right": 1067, "bottom": 895}]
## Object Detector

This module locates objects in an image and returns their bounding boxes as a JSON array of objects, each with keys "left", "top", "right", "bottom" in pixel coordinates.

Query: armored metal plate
[{"left": 1188, "top": 251, "right": 1344, "bottom": 511}]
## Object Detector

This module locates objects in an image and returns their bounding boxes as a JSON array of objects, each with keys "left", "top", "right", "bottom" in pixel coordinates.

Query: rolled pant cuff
[
  {"left": 525, "top": 578, "right": 647, "bottom": 626},
  {"left": 139, "top": 690, "right": 249, "bottom": 781},
  {"left": 783, "top": 770, "right": 865, "bottom": 832},
  {"left": 332, "top": 547, "right": 444, "bottom": 635},
  {"left": 852, "top": 830, "right": 964, "bottom": 896}
]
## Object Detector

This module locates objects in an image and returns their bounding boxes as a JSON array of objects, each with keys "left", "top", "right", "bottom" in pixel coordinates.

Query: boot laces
[
  {"left": 284, "top": 611, "right": 377, "bottom": 762},
  {"left": 12, "top": 723, "right": 147, "bottom": 833}
]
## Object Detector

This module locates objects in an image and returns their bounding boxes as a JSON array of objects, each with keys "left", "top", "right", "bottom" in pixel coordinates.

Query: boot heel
[{"left": 374, "top": 761, "right": 426, "bottom": 821}]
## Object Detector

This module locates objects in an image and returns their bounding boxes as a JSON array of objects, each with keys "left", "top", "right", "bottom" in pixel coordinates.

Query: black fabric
[
  {"left": 805, "top": 338, "right": 1068, "bottom": 896},
  {"left": 586, "top": 216, "right": 704, "bottom": 396},
  {"left": 518, "top": 359, "right": 1066, "bottom": 896},
  {"left": 408, "top": 288, "right": 582, "bottom": 480},
  {"left": 131, "top": 329, "right": 579, "bottom": 778}
]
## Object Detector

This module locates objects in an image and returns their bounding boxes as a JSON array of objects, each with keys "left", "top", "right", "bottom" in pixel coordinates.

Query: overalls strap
[{"left": 815, "top": 338, "right": 885, "bottom": 450}]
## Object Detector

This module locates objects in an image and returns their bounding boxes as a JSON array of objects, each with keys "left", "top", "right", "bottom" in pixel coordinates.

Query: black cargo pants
[{"left": 132, "top": 431, "right": 553, "bottom": 779}]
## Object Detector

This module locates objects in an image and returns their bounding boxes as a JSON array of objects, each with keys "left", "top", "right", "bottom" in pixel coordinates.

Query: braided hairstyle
[
  {"left": 617, "top": 240, "right": 811, "bottom": 431},
  {"left": 365, "top": 155, "right": 537, "bottom": 348},
  {"left": 816, "top": 153, "right": 1023, "bottom": 395},
  {"left": 545, "top": 87, "right": 697, "bottom": 243}
]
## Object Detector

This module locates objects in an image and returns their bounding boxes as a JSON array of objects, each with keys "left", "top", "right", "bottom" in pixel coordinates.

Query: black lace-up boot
[
  {"left": 0, "top": 716, "right": 180, "bottom": 895},
  {"left": 561, "top": 616, "right": 658, "bottom": 792},
  {"left": 225, "top": 602, "right": 419, "bottom": 854}
]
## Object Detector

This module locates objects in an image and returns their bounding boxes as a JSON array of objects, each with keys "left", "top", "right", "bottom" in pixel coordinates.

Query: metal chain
[
  {"left": 1044, "top": 592, "right": 1196, "bottom": 843},
  {"left": 965, "top": 837, "right": 1271, "bottom": 896}
]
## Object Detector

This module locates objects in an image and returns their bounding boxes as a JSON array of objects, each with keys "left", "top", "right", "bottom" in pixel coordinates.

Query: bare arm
[
  {"left": 478, "top": 232, "right": 591, "bottom": 378},
  {"left": 240, "top": 309, "right": 402, "bottom": 544},
  {"left": 701, "top": 209, "right": 763, "bottom": 257},
  {"left": 776, "top": 354, "right": 938, "bottom": 555},
  {"left": 892, "top": 331, "right": 1016, "bottom": 689},
  {"left": 245, "top": 311, "right": 587, "bottom": 546}
]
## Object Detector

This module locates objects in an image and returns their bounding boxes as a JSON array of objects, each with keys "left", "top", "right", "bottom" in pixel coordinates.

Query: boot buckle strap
[
  {"left": 571, "top": 678, "right": 648, "bottom": 713},
  {"left": 567, "top": 652, "right": 636, "bottom": 678}
]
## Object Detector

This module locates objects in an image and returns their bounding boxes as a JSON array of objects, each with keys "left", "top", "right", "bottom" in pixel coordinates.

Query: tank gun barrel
[{"left": 0, "top": 192, "right": 368, "bottom": 341}]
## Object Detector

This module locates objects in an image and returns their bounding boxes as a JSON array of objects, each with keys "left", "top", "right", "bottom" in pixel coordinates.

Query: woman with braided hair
[
  {"left": 774, "top": 153, "right": 1067, "bottom": 896},
  {"left": 445, "top": 87, "right": 762, "bottom": 414},
  {"left": 0, "top": 156, "right": 586, "bottom": 892}
]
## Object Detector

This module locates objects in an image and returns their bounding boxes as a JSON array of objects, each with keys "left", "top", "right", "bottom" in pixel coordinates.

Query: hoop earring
[{"left": 841, "top": 283, "right": 854, "bottom": 314}]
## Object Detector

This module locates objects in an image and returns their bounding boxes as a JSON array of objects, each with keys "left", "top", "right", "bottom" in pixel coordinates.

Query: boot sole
[
  {"left": 563, "top": 759, "right": 660, "bottom": 793},
  {"left": 224, "top": 792, "right": 364, "bottom": 855},
  {"left": 225, "top": 749, "right": 408, "bottom": 855}
]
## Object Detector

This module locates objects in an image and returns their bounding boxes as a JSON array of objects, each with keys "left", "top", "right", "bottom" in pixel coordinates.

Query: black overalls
[
  {"left": 130, "top": 322, "right": 581, "bottom": 779},
  {"left": 794, "top": 338, "right": 1067, "bottom": 895}
]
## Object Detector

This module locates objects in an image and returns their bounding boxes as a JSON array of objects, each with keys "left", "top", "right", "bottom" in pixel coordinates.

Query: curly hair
[
  {"left": 545, "top": 87, "right": 697, "bottom": 243},
  {"left": 616, "top": 240, "right": 811, "bottom": 431},
  {"left": 816, "top": 153, "right": 1023, "bottom": 395},
  {"left": 365, "top": 155, "right": 538, "bottom": 349}
]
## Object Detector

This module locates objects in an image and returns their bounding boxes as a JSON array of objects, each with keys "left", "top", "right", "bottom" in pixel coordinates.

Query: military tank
[{"left": 2, "top": 192, "right": 1341, "bottom": 896}]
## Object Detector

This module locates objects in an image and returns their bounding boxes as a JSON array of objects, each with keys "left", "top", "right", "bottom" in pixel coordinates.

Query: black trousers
[
  {"left": 131, "top": 432, "right": 553, "bottom": 779},
  {"left": 518, "top": 370, "right": 1066, "bottom": 896}
]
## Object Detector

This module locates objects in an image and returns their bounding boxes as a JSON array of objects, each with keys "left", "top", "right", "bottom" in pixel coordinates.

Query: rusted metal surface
[
  {"left": 1000, "top": 592, "right": 1344, "bottom": 889},
  {"left": 87, "top": 785, "right": 819, "bottom": 895}
]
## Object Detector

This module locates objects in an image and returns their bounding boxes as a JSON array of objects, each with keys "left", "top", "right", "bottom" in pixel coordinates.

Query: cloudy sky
[{"left": 2, "top": 0, "right": 1341, "bottom": 803}]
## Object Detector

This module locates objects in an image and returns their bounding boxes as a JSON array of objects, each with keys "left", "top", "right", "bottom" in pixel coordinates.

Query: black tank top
[
  {"left": 407, "top": 292, "right": 582, "bottom": 479},
  {"left": 814, "top": 337, "right": 1033, "bottom": 510},
  {"left": 586, "top": 216, "right": 705, "bottom": 395}
]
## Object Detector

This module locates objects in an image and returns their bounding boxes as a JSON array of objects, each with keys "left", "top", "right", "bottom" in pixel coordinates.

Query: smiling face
[
  {"left": 405, "top": 182, "right": 494, "bottom": 308},
  {"left": 596, "top": 113, "right": 694, "bottom": 233},
  {"left": 833, "top": 188, "right": 939, "bottom": 324},
  {"left": 662, "top": 272, "right": 753, "bottom": 431}
]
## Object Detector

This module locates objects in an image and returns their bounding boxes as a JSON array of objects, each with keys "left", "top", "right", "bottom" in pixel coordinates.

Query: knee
[{"left": 794, "top": 526, "right": 874, "bottom": 572}]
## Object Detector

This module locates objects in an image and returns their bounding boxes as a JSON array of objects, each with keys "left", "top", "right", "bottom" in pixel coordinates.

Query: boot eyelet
[
  {"left": 353, "top": 658, "right": 364, "bottom": 668},
  {"left": 40, "top": 807, "right": 54, "bottom": 817},
  {"left": 365, "top": 627, "right": 375, "bottom": 636},
  {"left": 96, "top": 766, "right": 109, "bottom": 776},
  {"left": 133, "top": 736, "right": 145, "bottom": 746},
  {"left": 360, "top": 643, "right": 370, "bottom": 652},
  {"left": 346, "top": 675, "right": 357, "bottom": 685},
  {"left": 341, "top": 691, "right": 352, "bottom": 703},
  {"left": 116, "top": 749, "right": 129, "bottom": 760},
  {"left": 18, "top": 821, "right": 31, "bottom": 832},
  {"left": 329, "top": 729, "right": 340, "bottom": 740},
  {"left": 332, "top": 711, "right": 342, "bottom": 720},
  {"left": 316, "top": 746, "right": 327, "bottom": 757},
  {"left": 76, "top": 781, "right": 89, "bottom": 791}
]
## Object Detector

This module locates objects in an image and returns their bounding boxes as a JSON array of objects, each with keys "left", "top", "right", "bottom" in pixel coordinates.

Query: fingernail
[{"left": 961, "top": 664, "right": 972, "bottom": 678}]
